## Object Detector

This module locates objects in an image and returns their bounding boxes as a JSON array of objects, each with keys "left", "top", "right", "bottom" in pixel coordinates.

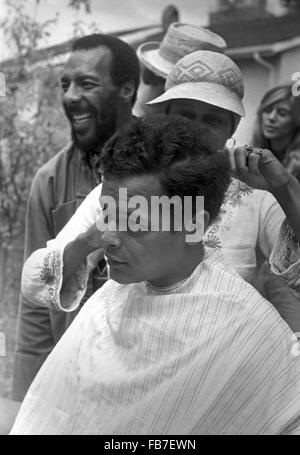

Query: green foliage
[
  {"left": 0, "top": 0, "right": 98, "bottom": 402},
  {"left": 68, "top": 0, "right": 92, "bottom": 13},
  {"left": 0, "top": 0, "right": 104, "bottom": 269},
  {"left": 0, "top": 0, "right": 95, "bottom": 398},
  {"left": 0, "top": 67, "right": 69, "bottom": 250},
  {"left": 0, "top": 0, "right": 58, "bottom": 74},
  {"left": 0, "top": 0, "right": 96, "bottom": 251}
]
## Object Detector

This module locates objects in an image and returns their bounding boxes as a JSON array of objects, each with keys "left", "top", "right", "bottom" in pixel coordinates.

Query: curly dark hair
[
  {"left": 100, "top": 114, "right": 231, "bottom": 224},
  {"left": 72, "top": 33, "right": 140, "bottom": 105}
]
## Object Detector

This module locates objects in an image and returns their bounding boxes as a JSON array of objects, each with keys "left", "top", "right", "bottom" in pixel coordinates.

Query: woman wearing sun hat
[
  {"left": 147, "top": 49, "right": 244, "bottom": 139},
  {"left": 147, "top": 49, "right": 300, "bottom": 331}
]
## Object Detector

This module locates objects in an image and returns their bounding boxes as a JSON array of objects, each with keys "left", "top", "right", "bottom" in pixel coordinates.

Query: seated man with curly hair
[{"left": 10, "top": 115, "right": 300, "bottom": 435}]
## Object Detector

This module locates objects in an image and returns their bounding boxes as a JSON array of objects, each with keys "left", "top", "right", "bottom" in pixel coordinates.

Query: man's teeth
[{"left": 73, "top": 113, "right": 92, "bottom": 122}]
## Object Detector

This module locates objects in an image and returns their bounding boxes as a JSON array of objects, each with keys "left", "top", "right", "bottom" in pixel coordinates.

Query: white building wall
[
  {"left": 233, "top": 58, "right": 270, "bottom": 145},
  {"left": 276, "top": 47, "right": 300, "bottom": 85}
]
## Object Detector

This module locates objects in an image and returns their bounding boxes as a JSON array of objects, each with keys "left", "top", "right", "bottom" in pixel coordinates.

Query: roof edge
[
  {"left": 0, "top": 23, "right": 161, "bottom": 66},
  {"left": 227, "top": 35, "right": 300, "bottom": 59}
]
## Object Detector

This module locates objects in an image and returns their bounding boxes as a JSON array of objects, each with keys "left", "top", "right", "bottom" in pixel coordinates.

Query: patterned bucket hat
[
  {"left": 147, "top": 50, "right": 245, "bottom": 117},
  {"left": 137, "top": 22, "right": 227, "bottom": 79}
]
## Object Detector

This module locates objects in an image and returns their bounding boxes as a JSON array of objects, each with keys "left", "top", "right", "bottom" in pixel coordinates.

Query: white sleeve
[
  {"left": 256, "top": 190, "right": 285, "bottom": 260},
  {"left": 48, "top": 184, "right": 103, "bottom": 247},
  {"left": 21, "top": 184, "right": 103, "bottom": 312},
  {"left": 270, "top": 219, "right": 300, "bottom": 292}
]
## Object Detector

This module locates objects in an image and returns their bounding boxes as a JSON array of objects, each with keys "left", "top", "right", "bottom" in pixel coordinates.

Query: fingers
[
  {"left": 286, "top": 157, "right": 300, "bottom": 177},
  {"left": 235, "top": 146, "right": 275, "bottom": 171},
  {"left": 234, "top": 146, "right": 249, "bottom": 180},
  {"left": 254, "top": 148, "right": 275, "bottom": 166},
  {"left": 247, "top": 151, "right": 261, "bottom": 174},
  {"left": 234, "top": 146, "right": 262, "bottom": 179},
  {"left": 227, "top": 146, "right": 236, "bottom": 172},
  {"left": 286, "top": 152, "right": 300, "bottom": 177},
  {"left": 233, "top": 146, "right": 271, "bottom": 190},
  {"left": 247, "top": 147, "right": 292, "bottom": 188}
]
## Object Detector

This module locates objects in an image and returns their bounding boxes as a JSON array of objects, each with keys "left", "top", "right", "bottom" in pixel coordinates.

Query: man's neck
[
  {"left": 116, "top": 108, "right": 134, "bottom": 131},
  {"left": 78, "top": 110, "right": 134, "bottom": 169},
  {"left": 148, "top": 243, "right": 205, "bottom": 289}
]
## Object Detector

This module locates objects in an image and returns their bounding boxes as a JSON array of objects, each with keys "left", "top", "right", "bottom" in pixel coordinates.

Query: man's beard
[{"left": 67, "top": 93, "right": 119, "bottom": 161}]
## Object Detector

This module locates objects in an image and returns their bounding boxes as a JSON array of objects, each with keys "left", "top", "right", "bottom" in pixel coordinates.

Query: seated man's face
[
  {"left": 100, "top": 174, "right": 200, "bottom": 287},
  {"left": 167, "top": 99, "right": 233, "bottom": 149}
]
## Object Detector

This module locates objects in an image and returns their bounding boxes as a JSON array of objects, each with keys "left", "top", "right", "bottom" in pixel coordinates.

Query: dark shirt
[{"left": 13, "top": 142, "right": 106, "bottom": 400}]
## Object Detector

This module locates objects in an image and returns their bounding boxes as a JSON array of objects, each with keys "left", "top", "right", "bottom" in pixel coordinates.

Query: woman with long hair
[
  {"left": 251, "top": 83, "right": 300, "bottom": 317},
  {"left": 252, "top": 83, "right": 300, "bottom": 179}
]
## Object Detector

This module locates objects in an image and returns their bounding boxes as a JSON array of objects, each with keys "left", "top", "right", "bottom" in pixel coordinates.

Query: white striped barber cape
[{"left": 11, "top": 250, "right": 300, "bottom": 435}]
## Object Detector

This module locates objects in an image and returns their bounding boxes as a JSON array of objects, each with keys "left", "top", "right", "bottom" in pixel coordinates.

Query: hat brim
[
  {"left": 147, "top": 82, "right": 245, "bottom": 117},
  {"left": 137, "top": 42, "right": 173, "bottom": 79}
]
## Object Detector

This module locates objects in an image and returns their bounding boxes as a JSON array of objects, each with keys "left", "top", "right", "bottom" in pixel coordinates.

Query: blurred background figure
[
  {"left": 250, "top": 83, "right": 300, "bottom": 327},
  {"left": 252, "top": 84, "right": 300, "bottom": 180}
]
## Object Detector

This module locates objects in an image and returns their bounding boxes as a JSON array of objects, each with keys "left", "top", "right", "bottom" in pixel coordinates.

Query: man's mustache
[{"left": 63, "top": 102, "right": 98, "bottom": 119}]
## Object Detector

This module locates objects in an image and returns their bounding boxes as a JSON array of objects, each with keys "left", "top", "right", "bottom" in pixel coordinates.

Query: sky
[
  {"left": 0, "top": 0, "right": 211, "bottom": 60},
  {"left": 0, "top": 0, "right": 285, "bottom": 61}
]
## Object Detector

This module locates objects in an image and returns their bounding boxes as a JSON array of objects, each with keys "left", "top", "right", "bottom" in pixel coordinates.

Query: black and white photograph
[{"left": 1, "top": 0, "right": 300, "bottom": 438}]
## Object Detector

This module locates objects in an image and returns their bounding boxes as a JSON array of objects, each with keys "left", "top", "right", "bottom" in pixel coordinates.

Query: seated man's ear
[
  {"left": 120, "top": 80, "right": 136, "bottom": 104},
  {"left": 203, "top": 210, "right": 210, "bottom": 233},
  {"left": 189, "top": 210, "right": 210, "bottom": 234},
  {"left": 184, "top": 210, "right": 210, "bottom": 244}
]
